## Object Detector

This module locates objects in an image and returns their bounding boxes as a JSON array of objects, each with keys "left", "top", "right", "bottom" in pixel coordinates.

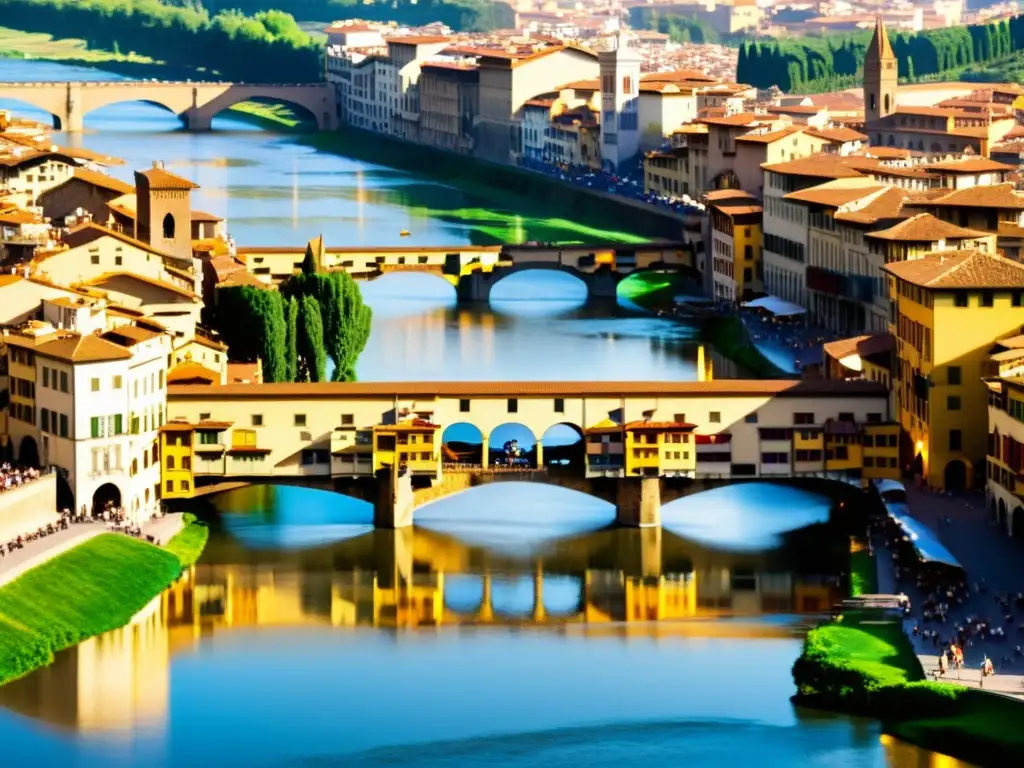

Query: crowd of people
[
  {"left": 1, "top": 500, "right": 166, "bottom": 559},
  {"left": 0, "top": 462, "right": 44, "bottom": 492},
  {"left": 517, "top": 157, "right": 704, "bottom": 216},
  {"left": 873, "top": 513, "right": 1024, "bottom": 682},
  {"left": 742, "top": 310, "right": 832, "bottom": 373}
]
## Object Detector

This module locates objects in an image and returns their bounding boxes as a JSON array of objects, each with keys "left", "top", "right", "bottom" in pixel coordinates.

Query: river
[{"left": 0, "top": 58, "right": 968, "bottom": 766}]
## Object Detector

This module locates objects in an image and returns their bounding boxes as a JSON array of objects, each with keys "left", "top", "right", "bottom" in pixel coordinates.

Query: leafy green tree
[
  {"left": 296, "top": 294, "right": 326, "bottom": 382},
  {"left": 284, "top": 295, "right": 298, "bottom": 382}
]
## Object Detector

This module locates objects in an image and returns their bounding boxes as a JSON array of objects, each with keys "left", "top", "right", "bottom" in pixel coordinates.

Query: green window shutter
[
  {"left": 114, "top": 414, "right": 123, "bottom": 435},
  {"left": 90, "top": 416, "right": 100, "bottom": 439}
]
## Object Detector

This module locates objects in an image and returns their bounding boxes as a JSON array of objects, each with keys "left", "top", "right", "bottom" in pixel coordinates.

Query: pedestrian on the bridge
[{"left": 936, "top": 652, "right": 947, "bottom": 679}]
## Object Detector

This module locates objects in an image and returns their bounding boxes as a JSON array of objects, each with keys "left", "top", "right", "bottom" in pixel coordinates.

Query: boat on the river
[{"left": 400, "top": 229, "right": 411, "bottom": 237}]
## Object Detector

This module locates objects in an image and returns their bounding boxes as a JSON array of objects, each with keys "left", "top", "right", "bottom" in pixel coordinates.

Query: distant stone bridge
[{"left": 0, "top": 81, "right": 337, "bottom": 131}]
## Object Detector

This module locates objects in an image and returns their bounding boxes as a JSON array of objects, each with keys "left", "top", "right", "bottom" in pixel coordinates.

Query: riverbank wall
[{"left": 302, "top": 127, "right": 686, "bottom": 242}]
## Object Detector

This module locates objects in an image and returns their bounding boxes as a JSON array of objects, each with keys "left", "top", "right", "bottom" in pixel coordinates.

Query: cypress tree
[
  {"left": 284, "top": 295, "right": 298, "bottom": 382},
  {"left": 296, "top": 294, "right": 326, "bottom": 383}
]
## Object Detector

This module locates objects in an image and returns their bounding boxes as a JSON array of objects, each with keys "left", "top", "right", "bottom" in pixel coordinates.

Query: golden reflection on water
[{"left": 0, "top": 527, "right": 978, "bottom": 767}]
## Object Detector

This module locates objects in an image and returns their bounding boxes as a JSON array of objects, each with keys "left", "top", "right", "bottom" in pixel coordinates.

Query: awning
[
  {"left": 875, "top": 479, "right": 906, "bottom": 496},
  {"left": 742, "top": 295, "right": 807, "bottom": 317},
  {"left": 890, "top": 512, "right": 962, "bottom": 569}
]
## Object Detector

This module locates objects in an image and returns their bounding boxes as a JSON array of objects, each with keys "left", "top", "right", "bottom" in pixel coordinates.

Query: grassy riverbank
[
  {"left": 0, "top": 515, "right": 210, "bottom": 687},
  {"left": 848, "top": 539, "right": 878, "bottom": 597},
  {"left": 0, "top": 25, "right": 156, "bottom": 65},
  {"left": 164, "top": 513, "right": 210, "bottom": 567},
  {"left": 0, "top": 534, "right": 181, "bottom": 686},
  {"left": 794, "top": 603, "right": 1024, "bottom": 766}
]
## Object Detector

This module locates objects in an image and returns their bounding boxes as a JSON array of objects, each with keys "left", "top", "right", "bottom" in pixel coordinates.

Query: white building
[{"left": 11, "top": 321, "right": 170, "bottom": 522}]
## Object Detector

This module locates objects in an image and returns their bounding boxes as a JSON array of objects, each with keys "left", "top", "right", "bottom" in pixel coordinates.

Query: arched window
[
  {"left": 884, "top": 94, "right": 891, "bottom": 113},
  {"left": 869, "top": 93, "right": 877, "bottom": 111},
  {"left": 162, "top": 212, "right": 175, "bottom": 239}
]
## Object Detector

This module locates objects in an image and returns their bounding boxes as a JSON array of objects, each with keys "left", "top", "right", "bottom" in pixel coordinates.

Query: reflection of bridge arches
[
  {"left": 0, "top": 82, "right": 337, "bottom": 132},
  {"left": 442, "top": 572, "right": 584, "bottom": 620}
]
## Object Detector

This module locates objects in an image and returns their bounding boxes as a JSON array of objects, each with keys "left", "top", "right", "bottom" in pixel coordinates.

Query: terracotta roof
[
  {"left": 927, "top": 183, "right": 1024, "bottom": 210},
  {"left": 167, "top": 379, "right": 887, "bottom": 399},
  {"left": 804, "top": 127, "right": 868, "bottom": 143},
  {"left": 83, "top": 271, "right": 201, "bottom": 301},
  {"left": 823, "top": 333, "right": 893, "bottom": 363},
  {"left": 704, "top": 189, "right": 758, "bottom": 202},
  {"left": 68, "top": 168, "right": 133, "bottom": 195},
  {"left": 190, "top": 209, "right": 222, "bottom": 223},
  {"left": 833, "top": 187, "right": 911, "bottom": 225},
  {"left": 624, "top": 420, "right": 696, "bottom": 431},
  {"left": 761, "top": 155, "right": 866, "bottom": 179},
  {"left": 35, "top": 332, "right": 133, "bottom": 363},
  {"left": 227, "top": 361, "right": 261, "bottom": 384},
  {"left": 136, "top": 166, "right": 198, "bottom": 191},
  {"left": 735, "top": 126, "right": 804, "bottom": 144},
  {"left": 865, "top": 213, "right": 989, "bottom": 242},
  {"left": 160, "top": 421, "right": 194, "bottom": 433},
  {"left": 883, "top": 249, "right": 1024, "bottom": 289},
  {"left": 62, "top": 221, "right": 173, "bottom": 260},
  {"left": 784, "top": 185, "right": 885, "bottom": 208},
  {"left": 0, "top": 208, "right": 42, "bottom": 225},
  {"left": 697, "top": 113, "right": 759, "bottom": 127},
  {"left": 557, "top": 78, "right": 599, "bottom": 91},
  {"left": 101, "top": 325, "right": 162, "bottom": 346},
  {"left": 641, "top": 70, "right": 716, "bottom": 84},
  {"left": 167, "top": 361, "right": 219, "bottom": 384},
  {"left": 385, "top": 35, "right": 450, "bottom": 45},
  {"left": 0, "top": 273, "right": 23, "bottom": 288},
  {"left": 923, "top": 158, "right": 1015, "bottom": 173}
]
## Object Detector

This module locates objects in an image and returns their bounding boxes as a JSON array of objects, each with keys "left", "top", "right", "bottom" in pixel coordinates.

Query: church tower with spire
[{"left": 864, "top": 16, "right": 897, "bottom": 126}]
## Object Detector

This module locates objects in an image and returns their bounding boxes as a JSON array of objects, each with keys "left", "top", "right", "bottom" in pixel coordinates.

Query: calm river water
[{"left": 0, "top": 58, "right": 969, "bottom": 767}]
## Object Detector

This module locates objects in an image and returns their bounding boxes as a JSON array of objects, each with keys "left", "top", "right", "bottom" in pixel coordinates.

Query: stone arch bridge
[{"left": 0, "top": 81, "right": 337, "bottom": 131}]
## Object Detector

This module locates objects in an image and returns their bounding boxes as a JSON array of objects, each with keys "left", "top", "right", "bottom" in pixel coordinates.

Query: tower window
[
  {"left": 884, "top": 94, "right": 891, "bottom": 113},
  {"left": 622, "top": 76, "right": 633, "bottom": 95},
  {"left": 869, "top": 94, "right": 877, "bottom": 111},
  {"left": 162, "top": 212, "right": 175, "bottom": 239}
]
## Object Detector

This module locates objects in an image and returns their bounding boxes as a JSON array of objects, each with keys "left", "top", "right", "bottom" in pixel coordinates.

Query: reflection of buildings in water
[
  {"left": 457, "top": 309, "right": 495, "bottom": 369},
  {"left": 0, "top": 597, "right": 170, "bottom": 736},
  {"left": 168, "top": 561, "right": 837, "bottom": 634},
  {"left": 880, "top": 733, "right": 971, "bottom": 768}
]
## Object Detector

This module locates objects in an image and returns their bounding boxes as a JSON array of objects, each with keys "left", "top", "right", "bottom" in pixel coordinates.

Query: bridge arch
[
  {"left": 489, "top": 422, "right": 538, "bottom": 469},
  {"left": 441, "top": 422, "right": 484, "bottom": 466},
  {"left": 539, "top": 422, "right": 584, "bottom": 471}
]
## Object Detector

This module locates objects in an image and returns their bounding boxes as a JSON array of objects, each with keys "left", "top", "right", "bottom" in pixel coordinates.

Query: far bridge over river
[{"left": 0, "top": 80, "right": 337, "bottom": 131}]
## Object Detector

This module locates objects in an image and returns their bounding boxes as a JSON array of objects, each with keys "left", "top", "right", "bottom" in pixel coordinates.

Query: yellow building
[
  {"left": 862, "top": 422, "right": 900, "bottom": 481},
  {"left": 373, "top": 419, "right": 441, "bottom": 475},
  {"left": 884, "top": 248, "right": 1024, "bottom": 490},
  {"left": 643, "top": 147, "right": 689, "bottom": 198},
  {"left": 159, "top": 421, "right": 195, "bottom": 499},
  {"left": 624, "top": 421, "right": 696, "bottom": 477},
  {"left": 984, "top": 374, "right": 1024, "bottom": 538},
  {"left": 708, "top": 190, "right": 762, "bottom": 303}
]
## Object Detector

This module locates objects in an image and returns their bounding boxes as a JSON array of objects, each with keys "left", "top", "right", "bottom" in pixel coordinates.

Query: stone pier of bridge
[{"left": 369, "top": 466, "right": 665, "bottom": 529}]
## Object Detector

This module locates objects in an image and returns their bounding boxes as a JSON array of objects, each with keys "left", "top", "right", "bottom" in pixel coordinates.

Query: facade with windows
[{"left": 884, "top": 249, "right": 1024, "bottom": 491}]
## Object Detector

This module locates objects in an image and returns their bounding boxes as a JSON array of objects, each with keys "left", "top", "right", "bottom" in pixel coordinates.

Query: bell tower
[{"left": 864, "top": 16, "right": 897, "bottom": 126}]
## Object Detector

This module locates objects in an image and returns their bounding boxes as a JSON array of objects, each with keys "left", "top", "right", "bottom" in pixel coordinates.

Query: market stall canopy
[
  {"left": 742, "top": 295, "right": 807, "bottom": 317},
  {"left": 892, "top": 514, "right": 962, "bottom": 569}
]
